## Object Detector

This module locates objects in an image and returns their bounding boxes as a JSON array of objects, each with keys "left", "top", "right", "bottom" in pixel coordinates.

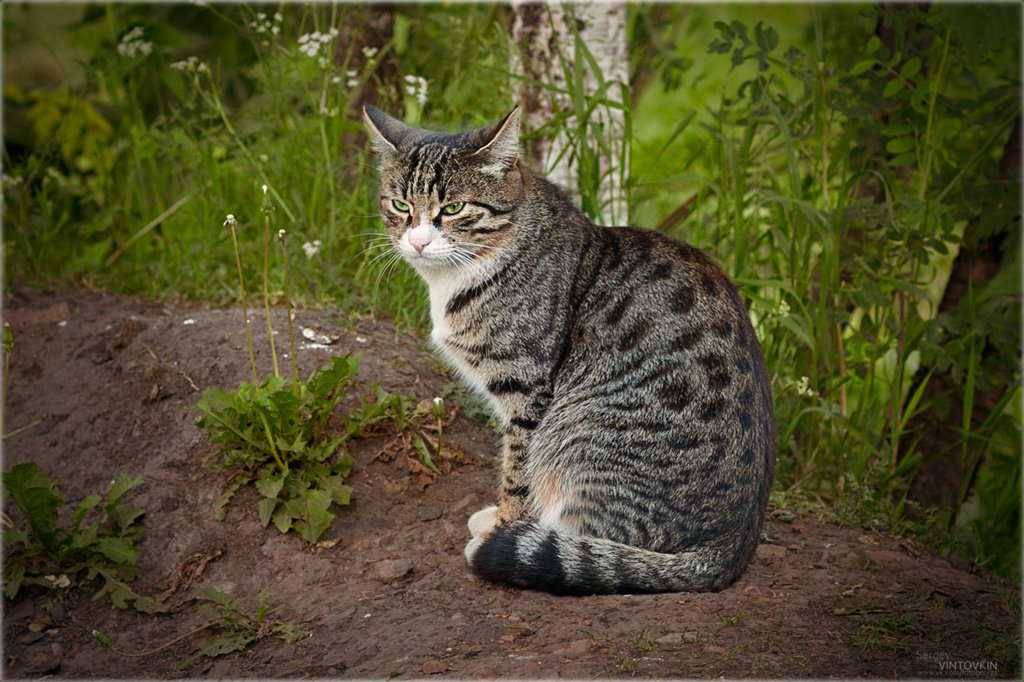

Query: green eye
[
  {"left": 442, "top": 202, "right": 465, "bottom": 215},
  {"left": 391, "top": 199, "right": 410, "bottom": 212}
]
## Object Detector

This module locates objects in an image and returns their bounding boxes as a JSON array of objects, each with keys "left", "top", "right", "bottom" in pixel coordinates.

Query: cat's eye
[
  {"left": 442, "top": 202, "right": 465, "bottom": 215},
  {"left": 391, "top": 199, "right": 410, "bottom": 212}
]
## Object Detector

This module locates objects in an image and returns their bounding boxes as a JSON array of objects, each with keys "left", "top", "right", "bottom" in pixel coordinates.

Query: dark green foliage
[
  {"left": 195, "top": 354, "right": 360, "bottom": 543},
  {"left": 184, "top": 588, "right": 304, "bottom": 666},
  {"left": 633, "top": 4, "right": 1020, "bottom": 579},
  {"left": 2, "top": 463, "right": 166, "bottom": 613},
  {"left": 195, "top": 353, "right": 449, "bottom": 542}
]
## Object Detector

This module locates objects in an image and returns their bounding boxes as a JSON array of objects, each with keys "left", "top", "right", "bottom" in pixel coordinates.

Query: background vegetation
[{"left": 4, "top": 3, "right": 1020, "bottom": 580}]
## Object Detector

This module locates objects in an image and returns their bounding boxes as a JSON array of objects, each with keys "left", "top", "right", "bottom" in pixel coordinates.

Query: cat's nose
[{"left": 408, "top": 224, "right": 432, "bottom": 253}]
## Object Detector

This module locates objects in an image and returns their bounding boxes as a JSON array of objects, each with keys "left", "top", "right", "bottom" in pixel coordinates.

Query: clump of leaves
[
  {"left": 352, "top": 385, "right": 465, "bottom": 491},
  {"left": 94, "top": 587, "right": 303, "bottom": 666},
  {"left": 195, "top": 351, "right": 459, "bottom": 542},
  {"left": 1, "top": 462, "right": 166, "bottom": 613},
  {"left": 187, "top": 588, "right": 304, "bottom": 662},
  {"left": 195, "top": 353, "right": 360, "bottom": 543}
]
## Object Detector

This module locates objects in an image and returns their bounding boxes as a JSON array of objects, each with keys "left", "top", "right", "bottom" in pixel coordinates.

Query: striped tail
[{"left": 467, "top": 520, "right": 750, "bottom": 595}]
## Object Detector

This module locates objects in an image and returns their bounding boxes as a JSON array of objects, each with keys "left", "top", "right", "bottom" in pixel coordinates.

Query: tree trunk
[{"left": 510, "top": 1, "right": 629, "bottom": 226}]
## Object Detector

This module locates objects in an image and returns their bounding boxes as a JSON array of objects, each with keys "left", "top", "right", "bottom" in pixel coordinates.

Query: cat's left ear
[{"left": 469, "top": 107, "right": 521, "bottom": 176}]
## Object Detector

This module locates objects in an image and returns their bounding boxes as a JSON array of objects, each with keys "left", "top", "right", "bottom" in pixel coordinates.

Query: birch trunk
[{"left": 510, "top": 1, "right": 629, "bottom": 226}]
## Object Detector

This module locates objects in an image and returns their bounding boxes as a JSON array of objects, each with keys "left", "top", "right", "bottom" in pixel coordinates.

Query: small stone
[
  {"left": 554, "top": 639, "right": 591, "bottom": 656},
  {"left": 683, "top": 631, "right": 701, "bottom": 643},
  {"left": 417, "top": 504, "right": 443, "bottom": 522},
  {"left": 276, "top": 643, "right": 297, "bottom": 660},
  {"left": 655, "top": 633, "right": 682, "bottom": 645},
  {"left": 371, "top": 559, "right": 413, "bottom": 584},
  {"left": 6, "top": 600, "right": 36, "bottom": 623},
  {"left": 18, "top": 630, "right": 45, "bottom": 645},
  {"left": 422, "top": 659, "right": 447, "bottom": 674},
  {"left": 162, "top": 498, "right": 180, "bottom": 512}
]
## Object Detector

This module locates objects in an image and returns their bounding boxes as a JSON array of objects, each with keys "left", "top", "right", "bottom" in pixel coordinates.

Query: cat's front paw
[
  {"left": 467, "top": 505, "right": 498, "bottom": 538},
  {"left": 464, "top": 505, "right": 498, "bottom": 563}
]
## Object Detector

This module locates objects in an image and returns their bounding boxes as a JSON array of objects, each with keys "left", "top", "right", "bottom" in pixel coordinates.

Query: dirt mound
[{"left": 3, "top": 288, "right": 1019, "bottom": 678}]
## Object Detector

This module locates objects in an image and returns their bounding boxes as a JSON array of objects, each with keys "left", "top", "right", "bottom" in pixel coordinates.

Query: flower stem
[
  {"left": 227, "top": 218, "right": 259, "bottom": 386},
  {"left": 278, "top": 234, "right": 300, "bottom": 397},
  {"left": 261, "top": 210, "right": 279, "bottom": 379}
]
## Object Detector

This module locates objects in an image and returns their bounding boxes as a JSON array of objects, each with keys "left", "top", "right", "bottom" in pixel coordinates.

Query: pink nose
[{"left": 408, "top": 225, "right": 432, "bottom": 253}]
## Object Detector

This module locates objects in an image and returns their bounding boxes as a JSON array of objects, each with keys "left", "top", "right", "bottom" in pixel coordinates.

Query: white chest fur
[{"left": 419, "top": 264, "right": 502, "bottom": 419}]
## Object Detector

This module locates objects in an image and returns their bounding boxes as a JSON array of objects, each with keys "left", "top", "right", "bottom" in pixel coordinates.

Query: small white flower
[
  {"left": 302, "top": 240, "right": 323, "bottom": 259},
  {"left": 117, "top": 26, "right": 153, "bottom": 59},
  {"left": 278, "top": 229, "right": 286, "bottom": 240},
  {"left": 183, "top": 318, "right": 196, "bottom": 326},
  {"left": 795, "top": 376, "right": 815, "bottom": 397},
  {"left": 271, "top": 25, "right": 280, "bottom": 36},
  {"left": 274, "top": 12, "right": 283, "bottom": 22},
  {"left": 361, "top": 46, "right": 378, "bottom": 59},
  {"left": 355, "top": 336, "right": 367, "bottom": 343},
  {"left": 778, "top": 299, "right": 791, "bottom": 317},
  {"left": 262, "top": 184, "right": 268, "bottom": 195}
]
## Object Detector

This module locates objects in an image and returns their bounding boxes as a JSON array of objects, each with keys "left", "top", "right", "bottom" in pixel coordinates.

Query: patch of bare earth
[{"left": 3, "top": 287, "right": 1019, "bottom": 679}]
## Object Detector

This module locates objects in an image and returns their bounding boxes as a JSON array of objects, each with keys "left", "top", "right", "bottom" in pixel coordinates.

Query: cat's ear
[
  {"left": 363, "top": 105, "right": 415, "bottom": 155},
  {"left": 469, "top": 107, "right": 521, "bottom": 177}
]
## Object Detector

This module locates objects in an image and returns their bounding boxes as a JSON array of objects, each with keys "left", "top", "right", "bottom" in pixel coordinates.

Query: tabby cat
[{"left": 364, "top": 105, "right": 775, "bottom": 595}]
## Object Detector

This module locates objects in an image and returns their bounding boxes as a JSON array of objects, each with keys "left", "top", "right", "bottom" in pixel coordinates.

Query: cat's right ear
[{"left": 363, "top": 105, "right": 411, "bottom": 155}]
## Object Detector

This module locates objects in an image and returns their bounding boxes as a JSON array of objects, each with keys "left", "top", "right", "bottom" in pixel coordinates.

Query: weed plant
[{"left": 1, "top": 463, "right": 166, "bottom": 613}]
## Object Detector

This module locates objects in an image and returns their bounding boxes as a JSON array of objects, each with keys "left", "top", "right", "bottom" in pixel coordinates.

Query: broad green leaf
[
  {"left": 3, "top": 462, "right": 63, "bottom": 552},
  {"left": 255, "top": 471, "right": 285, "bottom": 499},
  {"left": 199, "top": 587, "right": 235, "bottom": 607},
  {"left": 882, "top": 78, "right": 904, "bottom": 98},
  {"left": 271, "top": 505, "right": 292, "bottom": 534},
  {"left": 899, "top": 57, "right": 921, "bottom": 81},
  {"left": 413, "top": 436, "right": 441, "bottom": 475},
  {"left": 257, "top": 497, "right": 279, "bottom": 527},
  {"left": 885, "top": 136, "right": 916, "bottom": 154},
  {"left": 849, "top": 59, "right": 875, "bottom": 76},
  {"left": 3, "top": 558, "right": 25, "bottom": 599},
  {"left": 106, "top": 474, "right": 143, "bottom": 507},
  {"left": 96, "top": 537, "right": 140, "bottom": 565},
  {"left": 199, "top": 633, "right": 254, "bottom": 658},
  {"left": 73, "top": 494, "right": 102, "bottom": 530},
  {"left": 288, "top": 489, "right": 334, "bottom": 543}
]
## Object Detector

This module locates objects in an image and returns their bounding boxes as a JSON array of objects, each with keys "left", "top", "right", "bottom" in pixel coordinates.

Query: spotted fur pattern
[{"left": 364, "top": 105, "right": 775, "bottom": 595}]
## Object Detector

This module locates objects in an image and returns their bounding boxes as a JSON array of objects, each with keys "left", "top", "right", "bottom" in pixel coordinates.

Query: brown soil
[{"left": 3, "top": 287, "right": 1019, "bottom": 679}]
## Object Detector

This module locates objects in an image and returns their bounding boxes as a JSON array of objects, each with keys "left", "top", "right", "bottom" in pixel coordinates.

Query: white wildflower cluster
[
  {"left": 2, "top": 173, "right": 24, "bottom": 188},
  {"left": 344, "top": 69, "right": 359, "bottom": 88},
  {"left": 117, "top": 26, "right": 153, "bottom": 59},
  {"left": 361, "top": 46, "right": 378, "bottom": 60},
  {"left": 169, "top": 56, "right": 208, "bottom": 73},
  {"left": 794, "top": 375, "right": 816, "bottom": 397},
  {"left": 298, "top": 29, "right": 338, "bottom": 58},
  {"left": 302, "top": 240, "right": 323, "bottom": 259},
  {"left": 251, "top": 11, "right": 283, "bottom": 36},
  {"left": 403, "top": 75, "right": 429, "bottom": 107},
  {"left": 777, "top": 299, "right": 791, "bottom": 317}
]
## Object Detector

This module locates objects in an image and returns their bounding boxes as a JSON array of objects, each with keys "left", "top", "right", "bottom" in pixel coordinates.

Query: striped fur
[{"left": 364, "top": 105, "right": 776, "bottom": 595}]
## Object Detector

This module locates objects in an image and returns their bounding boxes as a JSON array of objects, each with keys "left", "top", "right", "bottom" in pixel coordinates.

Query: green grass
[{"left": 3, "top": 3, "right": 1020, "bottom": 580}]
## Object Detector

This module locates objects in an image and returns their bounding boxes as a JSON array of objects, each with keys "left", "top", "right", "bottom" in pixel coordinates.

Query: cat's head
[{"left": 363, "top": 105, "right": 524, "bottom": 274}]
